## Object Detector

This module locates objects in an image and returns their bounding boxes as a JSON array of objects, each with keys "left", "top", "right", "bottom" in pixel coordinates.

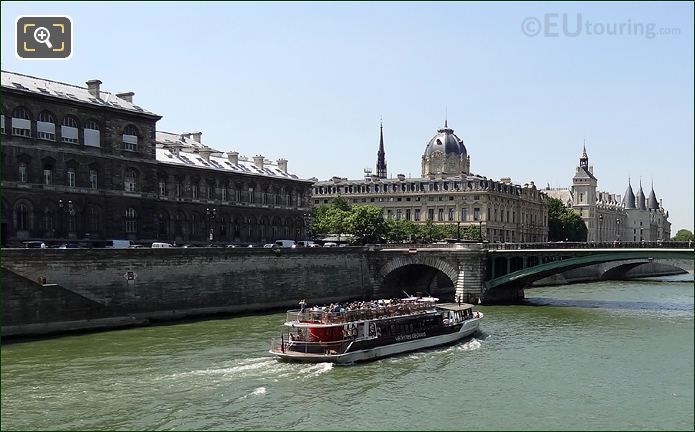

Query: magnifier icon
[{"left": 33, "top": 26, "right": 53, "bottom": 49}]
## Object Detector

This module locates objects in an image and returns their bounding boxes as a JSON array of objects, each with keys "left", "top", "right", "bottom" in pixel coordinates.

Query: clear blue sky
[{"left": 2, "top": 2, "right": 693, "bottom": 232}]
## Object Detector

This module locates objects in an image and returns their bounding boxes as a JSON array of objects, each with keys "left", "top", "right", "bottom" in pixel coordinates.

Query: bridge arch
[{"left": 376, "top": 255, "right": 459, "bottom": 300}]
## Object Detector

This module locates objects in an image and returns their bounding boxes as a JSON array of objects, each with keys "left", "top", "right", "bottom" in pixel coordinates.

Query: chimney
[
  {"left": 191, "top": 132, "right": 202, "bottom": 143},
  {"left": 397, "top": 174, "right": 405, "bottom": 181},
  {"left": 198, "top": 146, "right": 213, "bottom": 162},
  {"left": 277, "top": 158, "right": 288, "bottom": 172},
  {"left": 116, "top": 92, "right": 134, "bottom": 103},
  {"left": 86, "top": 79, "right": 102, "bottom": 99},
  {"left": 227, "top": 151, "right": 239, "bottom": 165},
  {"left": 253, "top": 155, "right": 264, "bottom": 170}
]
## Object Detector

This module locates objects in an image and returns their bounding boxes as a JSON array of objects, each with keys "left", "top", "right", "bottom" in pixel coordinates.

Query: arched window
[
  {"left": 89, "top": 169, "right": 98, "bottom": 189},
  {"left": 122, "top": 125, "right": 138, "bottom": 151},
  {"left": 125, "top": 208, "right": 137, "bottom": 233},
  {"left": 87, "top": 207, "right": 99, "bottom": 233},
  {"left": 18, "top": 163, "right": 28, "bottom": 183},
  {"left": 37, "top": 111, "right": 56, "bottom": 140},
  {"left": 43, "top": 208, "right": 54, "bottom": 234},
  {"left": 85, "top": 120, "right": 100, "bottom": 147},
  {"left": 12, "top": 107, "right": 31, "bottom": 137},
  {"left": 16, "top": 203, "right": 29, "bottom": 231},
  {"left": 124, "top": 168, "right": 137, "bottom": 192},
  {"left": 43, "top": 163, "right": 53, "bottom": 185},
  {"left": 158, "top": 179, "right": 167, "bottom": 197},
  {"left": 61, "top": 116, "right": 79, "bottom": 143},
  {"left": 67, "top": 168, "right": 76, "bottom": 188}
]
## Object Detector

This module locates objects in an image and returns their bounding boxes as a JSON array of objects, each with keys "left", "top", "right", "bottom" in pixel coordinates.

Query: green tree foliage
[
  {"left": 313, "top": 199, "right": 489, "bottom": 244},
  {"left": 672, "top": 229, "right": 694, "bottom": 242},
  {"left": 547, "top": 197, "right": 588, "bottom": 242}
]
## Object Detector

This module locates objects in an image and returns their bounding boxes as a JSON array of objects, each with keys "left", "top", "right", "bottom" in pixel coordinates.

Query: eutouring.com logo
[{"left": 521, "top": 13, "right": 680, "bottom": 39}]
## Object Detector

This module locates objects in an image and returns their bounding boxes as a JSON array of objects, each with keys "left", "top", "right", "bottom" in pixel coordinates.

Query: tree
[
  {"left": 312, "top": 201, "right": 350, "bottom": 238},
  {"left": 346, "top": 205, "right": 388, "bottom": 245},
  {"left": 547, "top": 197, "right": 587, "bottom": 242},
  {"left": 672, "top": 229, "right": 694, "bottom": 242}
]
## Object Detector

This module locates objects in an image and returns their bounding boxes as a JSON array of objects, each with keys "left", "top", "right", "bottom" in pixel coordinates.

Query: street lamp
[
  {"left": 457, "top": 221, "right": 461, "bottom": 241},
  {"left": 616, "top": 218, "right": 621, "bottom": 243},
  {"left": 206, "top": 207, "right": 217, "bottom": 242},
  {"left": 502, "top": 224, "right": 505, "bottom": 243},
  {"left": 640, "top": 227, "right": 644, "bottom": 242},
  {"left": 598, "top": 214, "right": 603, "bottom": 242},
  {"left": 58, "top": 199, "right": 75, "bottom": 243},
  {"left": 478, "top": 220, "right": 483, "bottom": 242}
]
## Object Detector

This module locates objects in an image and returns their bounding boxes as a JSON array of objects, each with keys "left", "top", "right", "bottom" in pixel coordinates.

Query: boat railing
[
  {"left": 270, "top": 337, "right": 354, "bottom": 355},
  {"left": 287, "top": 302, "right": 437, "bottom": 325}
]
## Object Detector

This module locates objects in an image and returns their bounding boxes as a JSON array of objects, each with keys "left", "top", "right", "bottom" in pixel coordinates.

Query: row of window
[
  {"left": 2, "top": 107, "right": 139, "bottom": 150},
  {"left": 13, "top": 203, "right": 302, "bottom": 238},
  {"left": 315, "top": 180, "right": 522, "bottom": 196},
  {"left": 14, "top": 164, "right": 304, "bottom": 206},
  {"left": 382, "top": 208, "right": 483, "bottom": 222}
]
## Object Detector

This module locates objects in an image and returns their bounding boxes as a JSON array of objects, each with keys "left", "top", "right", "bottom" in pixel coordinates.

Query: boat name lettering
[{"left": 395, "top": 332, "right": 426, "bottom": 342}]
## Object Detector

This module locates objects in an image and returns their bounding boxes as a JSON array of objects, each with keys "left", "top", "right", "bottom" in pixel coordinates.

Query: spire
[
  {"left": 376, "top": 119, "right": 387, "bottom": 179},
  {"left": 579, "top": 142, "right": 588, "bottom": 169},
  {"left": 622, "top": 177, "right": 636, "bottom": 209},
  {"left": 445, "top": 106, "right": 448, "bottom": 128},
  {"left": 647, "top": 179, "right": 659, "bottom": 210},
  {"left": 636, "top": 177, "right": 646, "bottom": 210}
]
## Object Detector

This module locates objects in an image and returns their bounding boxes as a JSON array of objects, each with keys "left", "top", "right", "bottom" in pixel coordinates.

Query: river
[{"left": 1, "top": 275, "right": 693, "bottom": 430}]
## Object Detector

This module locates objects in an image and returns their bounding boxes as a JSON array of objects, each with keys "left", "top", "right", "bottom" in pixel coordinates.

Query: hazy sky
[{"left": 2, "top": 2, "right": 693, "bottom": 231}]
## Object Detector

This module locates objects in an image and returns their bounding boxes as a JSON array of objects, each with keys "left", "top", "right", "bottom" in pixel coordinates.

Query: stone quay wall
[{"left": 2, "top": 248, "right": 370, "bottom": 338}]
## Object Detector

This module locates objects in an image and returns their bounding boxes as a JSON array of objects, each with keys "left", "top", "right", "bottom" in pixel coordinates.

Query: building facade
[
  {"left": 545, "top": 146, "right": 670, "bottom": 242},
  {"left": 313, "top": 122, "right": 549, "bottom": 242},
  {"left": 1, "top": 70, "right": 312, "bottom": 246}
]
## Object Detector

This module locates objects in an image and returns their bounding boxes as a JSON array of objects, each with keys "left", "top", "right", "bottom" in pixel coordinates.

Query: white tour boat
[{"left": 269, "top": 296, "right": 483, "bottom": 364}]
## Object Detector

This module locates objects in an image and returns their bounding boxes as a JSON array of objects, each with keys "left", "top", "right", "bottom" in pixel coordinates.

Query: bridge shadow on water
[{"left": 523, "top": 297, "right": 693, "bottom": 312}]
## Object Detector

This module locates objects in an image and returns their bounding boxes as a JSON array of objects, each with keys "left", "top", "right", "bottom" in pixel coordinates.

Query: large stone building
[
  {"left": 1, "top": 70, "right": 313, "bottom": 246},
  {"left": 545, "top": 146, "right": 670, "bottom": 242},
  {"left": 313, "top": 122, "right": 549, "bottom": 242}
]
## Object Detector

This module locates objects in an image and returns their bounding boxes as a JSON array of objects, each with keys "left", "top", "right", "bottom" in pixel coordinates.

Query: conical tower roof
[
  {"left": 622, "top": 178, "right": 636, "bottom": 209},
  {"left": 636, "top": 180, "right": 646, "bottom": 210},
  {"left": 647, "top": 182, "right": 659, "bottom": 210}
]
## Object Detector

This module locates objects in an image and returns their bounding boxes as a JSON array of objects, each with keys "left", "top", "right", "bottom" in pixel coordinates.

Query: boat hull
[{"left": 270, "top": 314, "right": 482, "bottom": 364}]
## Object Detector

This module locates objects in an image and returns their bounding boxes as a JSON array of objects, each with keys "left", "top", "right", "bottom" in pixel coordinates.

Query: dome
[{"left": 424, "top": 121, "right": 467, "bottom": 158}]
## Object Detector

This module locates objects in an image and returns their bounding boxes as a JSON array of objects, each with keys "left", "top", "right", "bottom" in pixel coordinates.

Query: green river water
[{"left": 2, "top": 275, "right": 693, "bottom": 431}]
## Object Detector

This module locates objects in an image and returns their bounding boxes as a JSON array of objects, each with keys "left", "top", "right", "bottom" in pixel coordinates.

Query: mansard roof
[{"left": 1, "top": 70, "right": 159, "bottom": 117}]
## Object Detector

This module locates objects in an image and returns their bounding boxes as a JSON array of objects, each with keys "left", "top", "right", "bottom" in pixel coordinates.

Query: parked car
[
  {"left": 323, "top": 242, "right": 337, "bottom": 247},
  {"left": 105, "top": 240, "right": 133, "bottom": 249},
  {"left": 263, "top": 243, "right": 275, "bottom": 248},
  {"left": 296, "top": 240, "right": 319, "bottom": 248},
  {"left": 151, "top": 242, "right": 174, "bottom": 248},
  {"left": 23, "top": 241, "right": 47, "bottom": 249},
  {"left": 57, "top": 243, "right": 82, "bottom": 249},
  {"left": 274, "top": 240, "right": 296, "bottom": 248},
  {"left": 225, "top": 244, "right": 237, "bottom": 248},
  {"left": 338, "top": 243, "right": 349, "bottom": 247}
]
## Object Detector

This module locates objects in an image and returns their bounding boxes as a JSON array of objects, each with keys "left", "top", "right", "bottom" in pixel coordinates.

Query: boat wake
[{"left": 161, "top": 357, "right": 334, "bottom": 383}]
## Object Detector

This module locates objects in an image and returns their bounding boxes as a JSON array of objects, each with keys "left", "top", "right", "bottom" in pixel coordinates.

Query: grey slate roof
[
  {"left": 622, "top": 181, "right": 636, "bottom": 209},
  {"left": 636, "top": 184, "right": 647, "bottom": 210},
  {"left": 1, "top": 70, "right": 158, "bottom": 117},
  {"left": 647, "top": 187, "right": 659, "bottom": 210},
  {"left": 424, "top": 121, "right": 467, "bottom": 157}
]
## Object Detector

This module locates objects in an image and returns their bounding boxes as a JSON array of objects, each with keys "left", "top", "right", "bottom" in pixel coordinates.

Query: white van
[
  {"left": 274, "top": 240, "right": 296, "bottom": 248},
  {"left": 105, "top": 240, "right": 133, "bottom": 249},
  {"left": 151, "top": 242, "right": 174, "bottom": 248}
]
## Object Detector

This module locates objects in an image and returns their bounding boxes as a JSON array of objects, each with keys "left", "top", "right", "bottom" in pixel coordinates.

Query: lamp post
[
  {"left": 616, "top": 218, "right": 621, "bottom": 243},
  {"left": 457, "top": 221, "right": 461, "bottom": 242},
  {"left": 640, "top": 227, "right": 644, "bottom": 242},
  {"left": 478, "top": 220, "right": 483, "bottom": 242},
  {"left": 502, "top": 224, "right": 505, "bottom": 243},
  {"left": 58, "top": 199, "right": 75, "bottom": 243},
  {"left": 598, "top": 214, "right": 603, "bottom": 242},
  {"left": 206, "top": 207, "right": 216, "bottom": 243}
]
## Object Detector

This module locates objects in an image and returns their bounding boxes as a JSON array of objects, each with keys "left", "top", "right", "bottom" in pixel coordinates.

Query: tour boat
[{"left": 269, "top": 296, "right": 483, "bottom": 364}]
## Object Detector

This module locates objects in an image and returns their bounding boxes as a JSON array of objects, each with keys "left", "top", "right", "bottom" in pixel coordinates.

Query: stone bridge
[
  {"left": 1, "top": 242, "right": 692, "bottom": 337},
  {"left": 368, "top": 242, "right": 693, "bottom": 304}
]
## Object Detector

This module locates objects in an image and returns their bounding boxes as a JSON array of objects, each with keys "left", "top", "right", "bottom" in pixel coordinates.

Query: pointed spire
[
  {"left": 445, "top": 106, "right": 448, "bottom": 128},
  {"left": 376, "top": 118, "right": 387, "bottom": 179},
  {"left": 579, "top": 141, "right": 588, "bottom": 168},
  {"left": 622, "top": 177, "right": 636, "bottom": 209},
  {"left": 647, "top": 179, "right": 659, "bottom": 210},
  {"left": 636, "top": 177, "right": 646, "bottom": 210}
]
